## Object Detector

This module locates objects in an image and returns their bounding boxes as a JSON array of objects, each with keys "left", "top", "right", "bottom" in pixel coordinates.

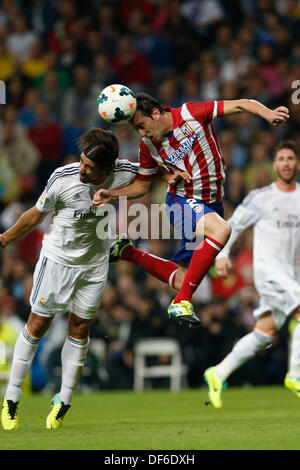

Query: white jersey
[
  {"left": 217, "top": 182, "right": 300, "bottom": 286},
  {"left": 35, "top": 160, "right": 138, "bottom": 267}
]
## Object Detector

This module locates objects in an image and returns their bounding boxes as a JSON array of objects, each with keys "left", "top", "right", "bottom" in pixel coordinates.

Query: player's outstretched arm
[
  {"left": 92, "top": 177, "right": 151, "bottom": 206},
  {"left": 223, "top": 99, "right": 289, "bottom": 127},
  {"left": 0, "top": 206, "right": 47, "bottom": 249}
]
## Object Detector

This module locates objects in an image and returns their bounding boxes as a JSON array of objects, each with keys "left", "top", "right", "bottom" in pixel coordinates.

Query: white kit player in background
[
  {"left": 204, "top": 140, "right": 300, "bottom": 408},
  {"left": 0, "top": 127, "right": 138, "bottom": 430}
]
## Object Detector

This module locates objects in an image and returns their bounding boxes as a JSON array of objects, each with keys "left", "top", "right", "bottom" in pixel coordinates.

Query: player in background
[
  {"left": 93, "top": 92, "right": 289, "bottom": 327},
  {"left": 0, "top": 128, "right": 139, "bottom": 430},
  {"left": 204, "top": 140, "right": 300, "bottom": 408}
]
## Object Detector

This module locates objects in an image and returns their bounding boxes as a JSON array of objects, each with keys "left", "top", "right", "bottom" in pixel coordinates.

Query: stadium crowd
[{"left": 0, "top": 0, "right": 299, "bottom": 393}]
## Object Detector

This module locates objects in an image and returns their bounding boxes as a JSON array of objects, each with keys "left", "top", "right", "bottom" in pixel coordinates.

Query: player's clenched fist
[
  {"left": 269, "top": 106, "right": 289, "bottom": 126},
  {"left": 215, "top": 257, "right": 233, "bottom": 278},
  {"left": 93, "top": 188, "right": 112, "bottom": 206},
  {"left": 0, "top": 234, "right": 7, "bottom": 250}
]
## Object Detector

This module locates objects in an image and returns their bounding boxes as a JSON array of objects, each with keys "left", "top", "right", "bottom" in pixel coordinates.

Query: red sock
[
  {"left": 121, "top": 246, "right": 178, "bottom": 287},
  {"left": 174, "top": 237, "right": 224, "bottom": 303}
]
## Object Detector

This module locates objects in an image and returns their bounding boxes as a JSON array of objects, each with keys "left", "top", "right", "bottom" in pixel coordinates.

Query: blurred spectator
[
  {"left": 111, "top": 35, "right": 152, "bottom": 91},
  {"left": 6, "top": 14, "right": 36, "bottom": 61},
  {"left": 61, "top": 65, "right": 99, "bottom": 126},
  {"left": 156, "top": 77, "right": 181, "bottom": 108},
  {"left": 120, "top": 0, "right": 155, "bottom": 28},
  {"left": 22, "top": 36, "right": 48, "bottom": 81},
  {"left": 18, "top": 88, "right": 40, "bottom": 127},
  {"left": 0, "top": 38, "right": 15, "bottom": 81},
  {"left": 0, "top": 120, "right": 39, "bottom": 198},
  {"left": 163, "top": 0, "right": 200, "bottom": 72},
  {"left": 38, "top": 50, "right": 72, "bottom": 89},
  {"left": 181, "top": 0, "right": 225, "bottom": 35},
  {"left": 220, "top": 40, "right": 252, "bottom": 83},
  {"left": 59, "top": 36, "right": 80, "bottom": 74},
  {"left": 6, "top": 74, "right": 30, "bottom": 109},
  {"left": 40, "top": 70, "right": 64, "bottom": 121},
  {"left": 224, "top": 168, "right": 246, "bottom": 208},
  {"left": 218, "top": 129, "right": 248, "bottom": 169},
  {"left": 115, "top": 124, "right": 140, "bottom": 162},
  {"left": 181, "top": 77, "right": 201, "bottom": 103},
  {"left": 131, "top": 13, "right": 173, "bottom": 80},
  {"left": 25, "top": 0, "right": 57, "bottom": 40},
  {"left": 243, "top": 142, "right": 276, "bottom": 191},
  {"left": 257, "top": 42, "right": 287, "bottom": 96},
  {"left": 47, "top": 0, "right": 80, "bottom": 52},
  {"left": 211, "top": 23, "right": 233, "bottom": 65},
  {"left": 93, "top": 3, "right": 120, "bottom": 56},
  {"left": 0, "top": 155, "right": 21, "bottom": 205},
  {"left": 27, "top": 102, "right": 62, "bottom": 188},
  {"left": 199, "top": 53, "right": 221, "bottom": 101},
  {"left": 92, "top": 53, "right": 120, "bottom": 91},
  {"left": 0, "top": 294, "right": 24, "bottom": 333}
]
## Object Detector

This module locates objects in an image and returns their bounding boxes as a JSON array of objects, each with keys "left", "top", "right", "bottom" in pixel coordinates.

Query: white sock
[
  {"left": 6, "top": 326, "right": 41, "bottom": 403},
  {"left": 289, "top": 321, "right": 300, "bottom": 379},
  {"left": 59, "top": 335, "right": 89, "bottom": 405},
  {"left": 216, "top": 328, "right": 273, "bottom": 382}
]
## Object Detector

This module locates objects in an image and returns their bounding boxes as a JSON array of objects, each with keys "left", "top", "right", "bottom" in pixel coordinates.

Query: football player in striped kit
[
  {"left": 93, "top": 92, "right": 289, "bottom": 327},
  {"left": 0, "top": 128, "right": 139, "bottom": 430},
  {"left": 204, "top": 140, "right": 300, "bottom": 408}
]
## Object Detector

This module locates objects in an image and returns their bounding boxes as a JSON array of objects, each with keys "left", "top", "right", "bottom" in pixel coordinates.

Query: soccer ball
[{"left": 97, "top": 84, "right": 137, "bottom": 124}]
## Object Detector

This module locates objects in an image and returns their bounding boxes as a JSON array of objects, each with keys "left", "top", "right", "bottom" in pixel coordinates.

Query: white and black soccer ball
[{"left": 97, "top": 84, "right": 137, "bottom": 124}]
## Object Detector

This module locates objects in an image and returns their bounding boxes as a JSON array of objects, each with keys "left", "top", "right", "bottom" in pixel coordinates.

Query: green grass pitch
[{"left": 0, "top": 386, "right": 299, "bottom": 450}]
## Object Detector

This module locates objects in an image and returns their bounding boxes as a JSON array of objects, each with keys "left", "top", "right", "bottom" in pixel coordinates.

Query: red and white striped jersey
[{"left": 137, "top": 101, "right": 226, "bottom": 204}]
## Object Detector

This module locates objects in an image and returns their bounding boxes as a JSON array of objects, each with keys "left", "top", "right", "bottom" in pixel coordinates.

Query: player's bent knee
[
  {"left": 27, "top": 312, "right": 52, "bottom": 338},
  {"left": 69, "top": 313, "right": 92, "bottom": 339},
  {"left": 212, "top": 221, "right": 231, "bottom": 245}
]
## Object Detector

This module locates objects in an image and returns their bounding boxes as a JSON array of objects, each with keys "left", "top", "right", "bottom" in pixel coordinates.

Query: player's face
[
  {"left": 273, "top": 148, "right": 299, "bottom": 183},
  {"left": 79, "top": 153, "right": 107, "bottom": 184},
  {"left": 131, "top": 109, "right": 167, "bottom": 142}
]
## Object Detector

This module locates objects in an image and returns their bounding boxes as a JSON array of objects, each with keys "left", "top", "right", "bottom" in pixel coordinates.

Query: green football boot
[
  {"left": 167, "top": 300, "right": 201, "bottom": 328},
  {"left": 1, "top": 395, "right": 19, "bottom": 430},
  {"left": 109, "top": 233, "right": 132, "bottom": 263},
  {"left": 204, "top": 366, "right": 227, "bottom": 409},
  {"left": 284, "top": 373, "right": 300, "bottom": 398},
  {"left": 46, "top": 394, "right": 70, "bottom": 429}
]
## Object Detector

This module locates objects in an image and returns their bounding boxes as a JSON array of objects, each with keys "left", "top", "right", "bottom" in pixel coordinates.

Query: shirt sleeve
[
  {"left": 186, "top": 100, "right": 224, "bottom": 124},
  {"left": 35, "top": 170, "right": 61, "bottom": 213},
  {"left": 137, "top": 140, "right": 159, "bottom": 181},
  {"left": 112, "top": 159, "right": 139, "bottom": 187},
  {"left": 217, "top": 189, "right": 262, "bottom": 259}
]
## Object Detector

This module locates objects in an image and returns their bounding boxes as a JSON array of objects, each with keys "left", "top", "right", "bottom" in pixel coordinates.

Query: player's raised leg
[
  {"left": 169, "top": 212, "right": 231, "bottom": 327},
  {"left": 46, "top": 313, "right": 91, "bottom": 429},
  {"left": 1, "top": 313, "right": 52, "bottom": 430},
  {"left": 109, "top": 233, "right": 180, "bottom": 288}
]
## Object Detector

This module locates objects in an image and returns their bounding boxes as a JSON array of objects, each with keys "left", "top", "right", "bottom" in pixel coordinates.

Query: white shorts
[
  {"left": 30, "top": 255, "right": 109, "bottom": 320},
  {"left": 253, "top": 273, "right": 300, "bottom": 330}
]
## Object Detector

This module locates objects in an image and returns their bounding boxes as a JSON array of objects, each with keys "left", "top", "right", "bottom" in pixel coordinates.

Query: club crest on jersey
[
  {"left": 180, "top": 122, "right": 194, "bottom": 137},
  {"left": 38, "top": 297, "right": 46, "bottom": 306}
]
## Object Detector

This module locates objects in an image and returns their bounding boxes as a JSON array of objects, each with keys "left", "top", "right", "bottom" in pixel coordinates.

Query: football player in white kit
[
  {"left": 204, "top": 140, "right": 300, "bottom": 408},
  {"left": 0, "top": 127, "right": 139, "bottom": 430}
]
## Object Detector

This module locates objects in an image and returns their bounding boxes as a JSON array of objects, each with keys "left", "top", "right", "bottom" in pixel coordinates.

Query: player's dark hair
[
  {"left": 132, "top": 92, "right": 165, "bottom": 119},
  {"left": 78, "top": 127, "right": 119, "bottom": 169},
  {"left": 273, "top": 140, "right": 299, "bottom": 160}
]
